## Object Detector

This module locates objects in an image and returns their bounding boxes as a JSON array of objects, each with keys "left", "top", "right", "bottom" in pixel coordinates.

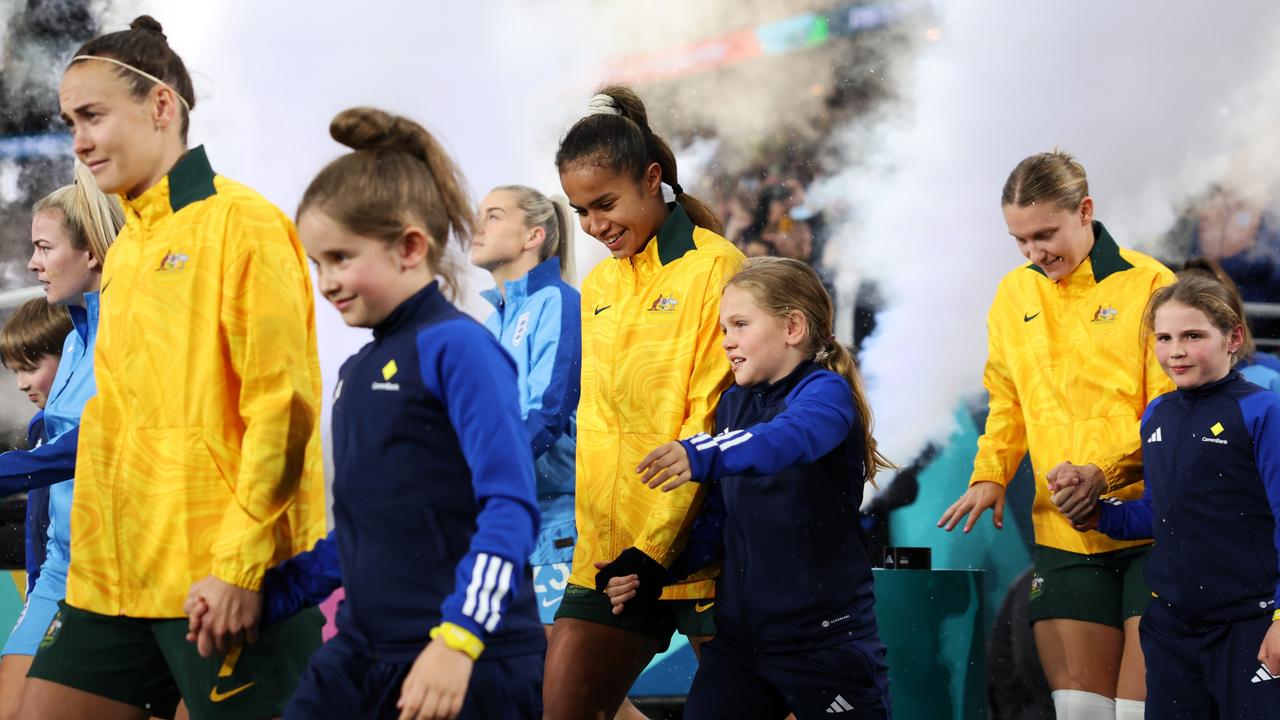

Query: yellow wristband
[
  {"left": 1273, "top": 609, "right": 1280, "bottom": 622},
  {"left": 429, "top": 622, "right": 484, "bottom": 661}
]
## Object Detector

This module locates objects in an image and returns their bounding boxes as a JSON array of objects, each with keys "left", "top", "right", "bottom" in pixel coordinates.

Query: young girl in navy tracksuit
[
  {"left": 606, "top": 257, "right": 894, "bottom": 719},
  {"left": 1053, "top": 272, "right": 1280, "bottom": 719},
  {"left": 267, "top": 107, "right": 544, "bottom": 720}
]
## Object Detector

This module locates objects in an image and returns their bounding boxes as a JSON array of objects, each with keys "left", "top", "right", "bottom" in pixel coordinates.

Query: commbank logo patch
[
  {"left": 1202, "top": 421, "right": 1228, "bottom": 445},
  {"left": 373, "top": 359, "right": 401, "bottom": 391}
]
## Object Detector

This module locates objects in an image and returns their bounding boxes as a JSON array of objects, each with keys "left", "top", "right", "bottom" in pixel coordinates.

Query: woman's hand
[
  {"left": 1048, "top": 462, "right": 1108, "bottom": 525},
  {"left": 938, "top": 481, "right": 1007, "bottom": 533}
]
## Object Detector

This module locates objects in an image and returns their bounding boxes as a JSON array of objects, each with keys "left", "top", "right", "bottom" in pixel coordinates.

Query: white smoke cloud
[
  {"left": 824, "top": 1, "right": 1280, "bottom": 495},
  {"left": 114, "top": 1, "right": 599, "bottom": 404}
]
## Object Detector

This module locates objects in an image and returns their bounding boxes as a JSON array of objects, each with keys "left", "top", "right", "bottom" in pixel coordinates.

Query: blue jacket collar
[
  {"left": 481, "top": 256, "right": 562, "bottom": 312},
  {"left": 1177, "top": 370, "right": 1242, "bottom": 398},
  {"left": 374, "top": 280, "right": 443, "bottom": 340},
  {"left": 67, "top": 291, "right": 101, "bottom": 345},
  {"left": 746, "top": 359, "right": 819, "bottom": 400}
]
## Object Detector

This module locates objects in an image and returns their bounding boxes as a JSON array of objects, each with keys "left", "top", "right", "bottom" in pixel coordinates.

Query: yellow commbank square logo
[
  {"left": 1211, "top": 422, "right": 1225, "bottom": 436},
  {"left": 382, "top": 360, "right": 398, "bottom": 381}
]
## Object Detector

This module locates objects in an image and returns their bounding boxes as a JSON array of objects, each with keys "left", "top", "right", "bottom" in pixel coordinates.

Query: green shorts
[
  {"left": 27, "top": 602, "right": 323, "bottom": 720},
  {"left": 1028, "top": 544, "right": 1152, "bottom": 629},
  {"left": 554, "top": 583, "right": 716, "bottom": 652}
]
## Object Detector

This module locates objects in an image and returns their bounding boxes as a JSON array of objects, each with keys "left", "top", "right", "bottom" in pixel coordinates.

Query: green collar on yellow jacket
[
  {"left": 168, "top": 145, "right": 217, "bottom": 213},
  {"left": 655, "top": 202, "right": 697, "bottom": 266},
  {"left": 124, "top": 145, "right": 218, "bottom": 223},
  {"left": 1026, "top": 220, "right": 1133, "bottom": 283}
]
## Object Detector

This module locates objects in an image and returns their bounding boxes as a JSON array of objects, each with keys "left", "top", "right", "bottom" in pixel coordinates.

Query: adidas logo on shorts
[
  {"left": 826, "top": 694, "right": 855, "bottom": 713},
  {"left": 1252, "top": 664, "right": 1279, "bottom": 684}
]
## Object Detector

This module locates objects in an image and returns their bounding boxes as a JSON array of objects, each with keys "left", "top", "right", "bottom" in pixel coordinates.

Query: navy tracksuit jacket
[
  {"left": 675, "top": 360, "right": 880, "bottom": 650},
  {"left": 282, "top": 282, "right": 545, "bottom": 718},
  {"left": 1097, "top": 371, "right": 1280, "bottom": 718},
  {"left": 1099, "top": 371, "right": 1280, "bottom": 623}
]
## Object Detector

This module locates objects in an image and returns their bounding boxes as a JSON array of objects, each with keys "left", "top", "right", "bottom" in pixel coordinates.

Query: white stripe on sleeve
[
  {"left": 461, "top": 552, "right": 489, "bottom": 617},
  {"left": 719, "top": 432, "right": 754, "bottom": 451},
  {"left": 484, "top": 561, "right": 515, "bottom": 632},
  {"left": 472, "top": 554, "right": 504, "bottom": 625},
  {"left": 695, "top": 429, "right": 745, "bottom": 451}
]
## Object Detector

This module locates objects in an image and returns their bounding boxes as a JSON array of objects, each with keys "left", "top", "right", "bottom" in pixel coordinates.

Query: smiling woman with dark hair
[{"left": 541, "top": 85, "right": 744, "bottom": 719}]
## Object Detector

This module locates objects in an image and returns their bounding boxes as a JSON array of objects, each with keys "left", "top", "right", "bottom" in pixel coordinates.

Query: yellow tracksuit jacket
[
  {"left": 67, "top": 147, "right": 326, "bottom": 616},
  {"left": 971, "top": 221, "right": 1175, "bottom": 554},
  {"left": 571, "top": 205, "right": 745, "bottom": 600}
]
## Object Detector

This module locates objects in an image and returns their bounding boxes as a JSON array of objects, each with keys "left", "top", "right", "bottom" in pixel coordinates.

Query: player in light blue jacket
[
  {"left": 473, "top": 185, "right": 581, "bottom": 626},
  {"left": 0, "top": 163, "right": 121, "bottom": 713}
]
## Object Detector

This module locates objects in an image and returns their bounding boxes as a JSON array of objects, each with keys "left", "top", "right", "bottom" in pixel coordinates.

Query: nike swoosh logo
[
  {"left": 542, "top": 598, "right": 560, "bottom": 608},
  {"left": 695, "top": 601, "right": 714, "bottom": 613},
  {"left": 594, "top": 305, "right": 612, "bottom": 315},
  {"left": 209, "top": 681, "right": 256, "bottom": 703},
  {"left": 1023, "top": 311, "right": 1041, "bottom": 322}
]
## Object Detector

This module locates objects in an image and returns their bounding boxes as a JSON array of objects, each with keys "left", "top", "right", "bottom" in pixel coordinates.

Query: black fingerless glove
[{"left": 594, "top": 547, "right": 668, "bottom": 610}]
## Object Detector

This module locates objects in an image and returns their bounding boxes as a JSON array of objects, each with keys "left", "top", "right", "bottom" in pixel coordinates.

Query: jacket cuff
[
  {"left": 968, "top": 471, "right": 1007, "bottom": 487},
  {"left": 679, "top": 439, "right": 707, "bottom": 482},
  {"left": 634, "top": 542, "right": 677, "bottom": 569},
  {"left": 210, "top": 558, "right": 267, "bottom": 592}
]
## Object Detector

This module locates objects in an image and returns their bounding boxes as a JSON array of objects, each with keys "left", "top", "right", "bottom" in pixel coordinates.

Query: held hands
[
  {"left": 1259, "top": 620, "right": 1280, "bottom": 677},
  {"left": 1047, "top": 462, "right": 1107, "bottom": 528},
  {"left": 593, "top": 548, "right": 667, "bottom": 614},
  {"left": 636, "top": 441, "right": 692, "bottom": 492},
  {"left": 183, "top": 575, "right": 264, "bottom": 657},
  {"left": 938, "top": 481, "right": 1007, "bottom": 533},
  {"left": 594, "top": 562, "right": 640, "bottom": 616},
  {"left": 396, "top": 638, "right": 475, "bottom": 720}
]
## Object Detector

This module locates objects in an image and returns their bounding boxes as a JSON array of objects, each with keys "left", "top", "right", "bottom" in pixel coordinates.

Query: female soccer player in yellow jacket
[
  {"left": 21, "top": 17, "right": 324, "bottom": 719},
  {"left": 940, "top": 152, "right": 1174, "bottom": 720},
  {"left": 542, "top": 86, "right": 744, "bottom": 720}
]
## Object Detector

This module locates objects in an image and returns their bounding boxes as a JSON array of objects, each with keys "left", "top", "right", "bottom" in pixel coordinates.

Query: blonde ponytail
[{"left": 33, "top": 160, "right": 125, "bottom": 265}]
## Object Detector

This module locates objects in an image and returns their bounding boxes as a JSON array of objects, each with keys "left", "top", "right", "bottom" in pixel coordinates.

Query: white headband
[
  {"left": 584, "top": 93, "right": 681, "bottom": 203},
  {"left": 586, "top": 93, "right": 619, "bottom": 117},
  {"left": 72, "top": 55, "right": 191, "bottom": 113}
]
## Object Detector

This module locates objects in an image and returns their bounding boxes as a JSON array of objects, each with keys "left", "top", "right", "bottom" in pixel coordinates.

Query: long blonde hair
[
  {"left": 32, "top": 160, "right": 125, "bottom": 266},
  {"left": 492, "top": 185, "right": 576, "bottom": 284},
  {"left": 726, "top": 257, "right": 894, "bottom": 485}
]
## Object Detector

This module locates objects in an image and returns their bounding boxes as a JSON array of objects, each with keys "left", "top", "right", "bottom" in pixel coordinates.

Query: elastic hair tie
[
  {"left": 73, "top": 55, "right": 191, "bottom": 113},
  {"left": 585, "top": 94, "right": 619, "bottom": 117}
]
